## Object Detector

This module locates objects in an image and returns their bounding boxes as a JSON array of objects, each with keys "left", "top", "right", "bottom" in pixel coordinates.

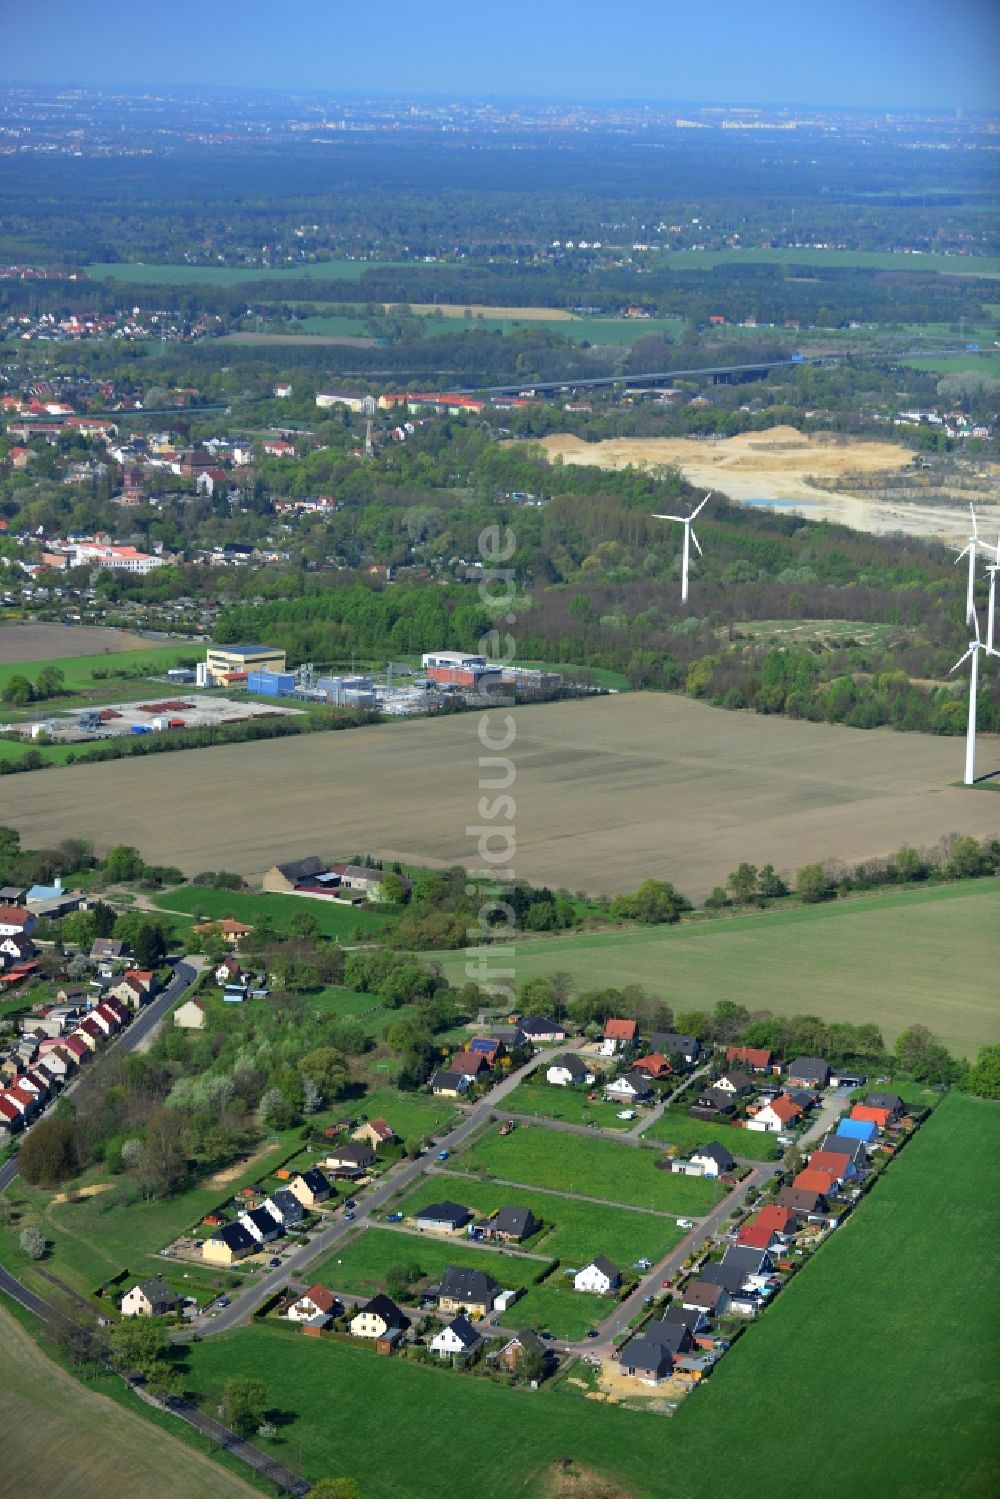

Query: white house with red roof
[{"left": 0, "top": 907, "right": 36, "bottom": 939}]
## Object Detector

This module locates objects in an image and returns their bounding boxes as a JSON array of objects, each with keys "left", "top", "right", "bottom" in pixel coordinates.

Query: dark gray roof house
[
  {"left": 274, "top": 856, "right": 326, "bottom": 883},
  {"left": 646, "top": 1317, "right": 693, "bottom": 1356},
  {"left": 440, "top": 1314, "right": 480, "bottom": 1350},
  {"left": 491, "top": 1205, "right": 537, "bottom": 1241},
  {"left": 438, "top": 1265, "right": 500, "bottom": 1307},
  {"left": 414, "top": 1201, "right": 471, "bottom": 1231},
  {"left": 866, "top": 1091, "right": 903, "bottom": 1113},
  {"left": 211, "top": 1223, "right": 256, "bottom": 1256},
  {"left": 691, "top": 1141, "right": 737, "bottom": 1173},
  {"left": 620, "top": 1334, "right": 673, "bottom": 1381},
  {"left": 722, "top": 1245, "right": 774, "bottom": 1277},
  {"left": 650, "top": 1032, "right": 701, "bottom": 1063},
  {"left": 786, "top": 1056, "right": 830, "bottom": 1086},
  {"left": 358, "top": 1293, "right": 408, "bottom": 1331},
  {"left": 662, "top": 1304, "right": 709, "bottom": 1333},
  {"left": 519, "top": 1016, "right": 567, "bottom": 1040},
  {"left": 588, "top": 1254, "right": 620, "bottom": 1280},
  {"left": 700, "top": 1260, "right": 748, "bottom": 1294},
  {"left": 269, "top": 1188, "right": 305, "bottom": 1225},
  {"left": 128, "top": 1275, "right": 179, "bottom": 1316}
]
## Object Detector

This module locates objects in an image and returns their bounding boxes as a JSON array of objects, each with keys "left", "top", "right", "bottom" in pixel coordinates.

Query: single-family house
[
  {"left": 518, "top": 1016, "right": 567, "bottom": 1043},
  {"left": 778, "top": 1185, "right": 829, "bottom": 1218},
  {"left": 239, "top": 1206, "right": 284, "bottom": 1245},
  {"left": 0, "top": 1095, "right": 23, "bottom": 1133},
  {"left": 431, "top": 1069, "right": 471, "bottom": 1097},
  {"left": 350, "top": 1294, "right": 409, "bottom": 1341},
  {"left": 865, "top": 1091, "right": 903, "bottom": 1116},
  {"left": 726, "top": 1046, "right": 776, "bottom": 1073},
  {"left": 467, "top": 1038, "right": 502, "bottom": 1066},
  {"left": 0, "top": 907, "right": 36, "bottom": 939},
  {"left": 712, "top": 1070, "right": 754, "bottom": 1098},
  {"left": 203, "top": 1223, "right": 256, "bottom": 1265},
  {"left": 620, "top": 1334, "right": 674, "bottom": 1385},
  {"left": 601, "top": 1018, "right": 638, "bottom": 1055},
  {"left": 720, "top": 1244, "right": 774, "bottom": 1289},
  {"left": 818, "top": 1134, "right": 869, "bottom": 1169},
  {"left": 287, "top": 1284, "right": 338, "bottom": 1325},
  {"left": 499, "top": 1329, "right": 547, "bottom": 1374},
  {"left": 120, "top": 1276, "right": 180, "bottom": 1318},
  {"left": 324, "top": 1142, "right": 376, "bottom": 1173},
  {"left": 487, "top": 1205, "right": 538, "bottom": 1243},
  {"left": 736, "top": 1222, "right": 779, "bottom": 1252},
  {"left": 353, "top": 1117, "right": 396, "bottom": 1149},
  {"left": 682, "top": 1279, "right": 730, "bottom": 1316},
  {"left": 748, "top": 1093, "right": 803, "bottom": 1134},
  {"left": 546, "top": 1053, "right": 594, "bottom": 1088},
  {"left": 438, "top": 1265, "right": 500, "bottom": 1318},
  {"left": 73, "top": 1019, "right": 102, "bottom": 1051},
  {"left": 786, "top": 1057, "right": 830, "bottom": 1088},
  {"left": 59, "top": 1036, "right": 89, "bottom": 1066},
  {"left": 836, "top": 1117, "right": 878, "bottom": 1145},
  {"left": 748, "top": 1205, "right": 796, "bottom": 1239},
  {"left": 174, "top": 997, "right": 207, "bottom": 1030},
  {"left": 604, "top": 1070, "right": 652, "bottom": 1104},
  {"left": 661, "top": 1303, "right": 710, "bottom": 1336},
  {"left": 194, "top": 918, "right": 253, "bottom": 946},
  {"left": 649, "top": 1032, "right": 701, "bottom": 1066},
  {"left": 107, "top": 975, "right": 147, "bottom": 1010},
  {"left": 431, "top": 1314, "right": 481, "bottom": 1359},
  {"left": 793, "top": 1167, "right": 842, "bottom": 1196},
  {"left": 267, "top": 1188, "right": 306, "bottom": 1228},
  {"left": 647, "top": 1317, "right": 695, "bottom": 1358},
  {"left": 852, "top": 1104, "right": 893, "bottom": 1130},
  {"left": 574, "top": 1256, "right": 620, "bottom": 1295},
  {"left": 414, "top": 1201, "right": 471, "bottom": 1234},
  {"left": 288, "top": 1168, "right": 332, "bottom": 1208},
  {"left": 90, "top": 937, "right": 124, "bottom": 965},
  {"left": 689, "top": 1142, "right": 737, "bottom": 1178},
  {"left": 633, "top": 1052, "right": 674, "bottom": 1080},
  {"left": 448, "top": 1050, "right": 489, "bottom": 1080},
  {"left": 216, "top": 956, "right": 242, "bottom": 986}
]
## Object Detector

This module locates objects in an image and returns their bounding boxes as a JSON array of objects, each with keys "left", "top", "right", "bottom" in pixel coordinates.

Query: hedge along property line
[{"left": 252, "top": 1286, "right": 289, "bottom": 1321}]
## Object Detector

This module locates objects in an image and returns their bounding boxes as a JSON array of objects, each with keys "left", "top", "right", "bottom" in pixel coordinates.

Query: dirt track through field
[
  {"left": 539, "top": 427, "right": 1000, "bottom": 545},
  {"left": 7, "top": 695, "right": 998, "bottom": 898}
]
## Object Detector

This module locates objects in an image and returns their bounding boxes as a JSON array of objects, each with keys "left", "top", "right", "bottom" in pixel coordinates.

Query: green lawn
[
  {"left": 311, "top": 1225, "right": 539, "bottom": 1299},
  {"left": 168, "top": 1093, "right": 1000, "bottom": 1499},
  {"left": 513, "top": 1283, "right": 611, "bottom": 1340},
  {"left": 455, "top": 1126, "right": 724, "bottom": 1215},
  {"left": 392, "top": 1175, "right": 681, "bottom": 1269},
  {"left": 435, "top": 882, "right": 1000, "bottom": 1059},
  {"left": 661, "top": 247, "right": 1000, "bottom": 278},
  {"left": 639, "top": 1108, "right": 779, "bottom": 1161},
  {"left": 153, "top": 884, "right": 388, "bottom": 940},
  {"left": 281, "top": 314, "right": 371, "bottom": 336},
  {"left": 353, "top": 1086, "right": 459, "bottom": 1141},
  {"left": 0, "top": 644, "right": 197, "bottom": 695},
  {"left": 0, "top": 1131, "right": 305, "bottom": 1301},
  {"left": 903, "top": 351, "right": 1000, "bottom": 374},
  {"left": 501, "top": 1080, "right": 634, "bottom": 1131}
]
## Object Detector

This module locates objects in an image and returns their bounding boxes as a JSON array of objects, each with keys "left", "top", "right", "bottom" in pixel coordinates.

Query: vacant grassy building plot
[{"left": 456, "top": 1126, "right": 724, "bottom": 1215}]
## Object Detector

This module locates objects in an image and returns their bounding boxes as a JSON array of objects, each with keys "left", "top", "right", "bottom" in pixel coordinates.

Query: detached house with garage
[
  {"left": 350, "top": 1294, "right": 409, "bottom": 1343},
  {"left": 438, "top": 1266, "right": 500, "bottom": 1318},
  {"left": 431, "top": 1315, "right": 482, "bottom": 1360},
  {"left": 120, "top": 1276, "right": 180, "bottom": 1318},
  {"left": 786, "top": 1056, "right": 830, "bottom": 1089},
  {"left": 749, "top": 1093, "right": 803, "bottom": 1134},
  {"left": 605, "top": 1070, "right": 653, "bottom": 1104},
  {"left": 546, "top": 1053, "right": 594, "bottom": 1088}
]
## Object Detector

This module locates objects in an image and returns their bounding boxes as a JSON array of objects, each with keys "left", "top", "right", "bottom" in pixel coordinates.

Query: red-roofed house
[
  {"left": 634, "top": 1052, "right": 674, "bottom": 1080},
  {"left": 749, "top": 1205, "right": 796, "bottom": 1238},
  {"left": 793, "top": 1168, "right": 838, "bottom": 1196},
  {"left": 73, "top": 1018, "right": 102, "bottom": 1051},
  {"left": 0, "top": 907, "right": 36, "bottom": 938},
  {"left": 602, "top": 1018, "right": 638, "bottom": 1054},
  {"left": 287, "top": 1283, "right": 338, "bottom": 1323},
  {"left": 748, "top": 1093, "right": 803, "bottom": 1134},
  {"left": 737, "top": 1222, "right": 778, "bottom": 1251},
  {"left": 353, "top": 1117, "right": 396, "bottom": 1148},
  {"left": 809, "top": 1148, "right": 861, "bottom": 1184},
  {"left": 726, "top": 1046, "right": 777, "bottom": 1074},
  {"left": 850, "top": 1104, "right": 892, "bottom": 1130},
  {"left": 0, "top": 1096, "right": 22, "bottom": 1131},
  {"left": 60, "top": 1036, "right": 89, "bottom": 1064}
]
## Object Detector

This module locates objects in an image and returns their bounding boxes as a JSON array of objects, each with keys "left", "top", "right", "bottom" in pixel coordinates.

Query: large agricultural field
[
  {"left": 174, "top": 1094, "right": 998, "bottom": 1499},
  {"left": 7, "top": 694, "right": 998, "bottom": 900},
  {"left": 152, "top": 882, "right": 388, "bottom": 941},
  {"left": 439, "top": 881, "right": 1000, "bottom": 1059},
  {"left": 0, "top": 622, "right": 160, "bottom": 664},
  {"left": 659, "top": 246, "right": 1000, "bottom": 277},
  {"left": 0, "top": 1308, "right": 259, "bottom": 1499}
]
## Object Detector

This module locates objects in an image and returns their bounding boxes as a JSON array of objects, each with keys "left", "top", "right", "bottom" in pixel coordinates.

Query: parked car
[
  {"left": 634, "top": 1258, "right": 652, "bottom": 1270},
  {"left": 677, "top": 1218, "right": 694, "bottom": 1229},
  {"left": 344, "top": 1199, "right": 356, "bottom": 1209},
  {"left": 617, "top": 1109, "right": 636, "bottom": 1120},
  {"left": 437, "top": 1149, "right": 450, "bottom": 1160},
  {"left": 586, "top": 1328, "right": 599, "bottom": 1338},
  {"left": 268, "top": 1257, "right": 281, "bottom": 1268},
  {"left": 384, "top": 1212, "right": 403, "bottom": 1223},
  {"left": 344, "top": 1209, "right": 356, "bottom": 1221},
  {"left": 217, "top": 1296, "right": 231, "bottom": 1308}
]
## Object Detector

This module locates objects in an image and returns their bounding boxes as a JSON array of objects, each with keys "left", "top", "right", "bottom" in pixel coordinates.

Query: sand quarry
[
  {"left": 8, "top": 694, "right": 999, "bottom": 900},
  {"left": 540, "top": 427, "right": 1000, "bottom": 545}
]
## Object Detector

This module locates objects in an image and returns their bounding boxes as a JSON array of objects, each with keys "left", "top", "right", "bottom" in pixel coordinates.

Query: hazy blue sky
[{"left": 4, "top": 0, "right": 999, "bottom": 109}]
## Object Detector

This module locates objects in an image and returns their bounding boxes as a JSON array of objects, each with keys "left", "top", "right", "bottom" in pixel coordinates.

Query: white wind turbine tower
[
  {"left": 956, "top": 502, "right": 990, "bottom": 624},
  {"left": 986, "top": 539, "right": 999, "bottom": 654},
  {"left": 653, "top": 493, "right": 712, "bottom": 605},
  {"left": 951, "top": 606, "right": 999, "bottom": 787}
]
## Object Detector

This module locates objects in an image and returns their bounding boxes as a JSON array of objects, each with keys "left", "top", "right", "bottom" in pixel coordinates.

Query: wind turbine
[
  {"left": 653, "top": 493, "right": 712, "bottom": 605},
  {"left": 951, "top": 607, "right": 999, "bottom": 787},
  {"left": 986, "top": 538, "right": 999, "bottom": 654},
  {"left": 955, "top": 503, "right": 990, "bottom": 624}
]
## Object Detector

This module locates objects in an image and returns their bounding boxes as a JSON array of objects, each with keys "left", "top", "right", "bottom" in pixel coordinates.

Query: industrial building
[
  {"left": 204, "top": 644, "right": 287, "bottom": 686},
  {"left": 420, "top": 651, "right": 503, "bottom": 691}
]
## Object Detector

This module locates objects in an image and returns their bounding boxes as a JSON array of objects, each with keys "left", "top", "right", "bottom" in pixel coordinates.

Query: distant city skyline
[{"left": 3, "top": 0, "right": 999, "bottom": 111}]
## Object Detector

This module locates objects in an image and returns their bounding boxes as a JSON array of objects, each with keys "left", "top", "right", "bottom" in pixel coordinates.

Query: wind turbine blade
[
  {"left": 955, "top": 546, "right": 970, "bottom": 564},
  {"left": 951, "top": 648, "right": 973, "bottom": 674},
  {"left": 690, "top": 493, "right": 712, "bottom": 519},
  {"left": 690, "top": 529, "right": 703, "bottom": 557},
  {"left": 653, "top": 514, "right": 685, "bottom": 523},
  {"left": 972, "top": 609, "right": 981, "bottom": 643}
]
